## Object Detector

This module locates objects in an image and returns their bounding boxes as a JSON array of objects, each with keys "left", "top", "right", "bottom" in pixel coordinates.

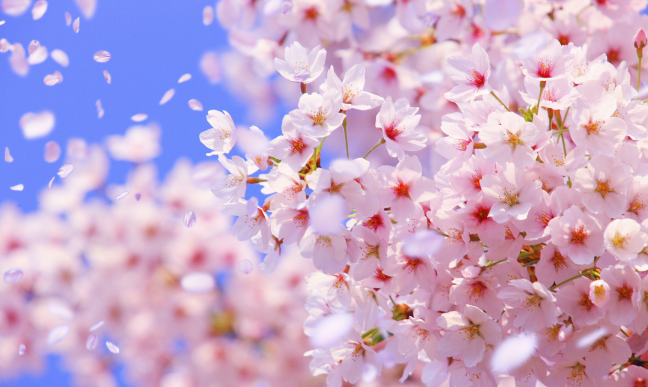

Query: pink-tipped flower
[{"left": 635, "top": 28, "right": 647, "bottom": 50}]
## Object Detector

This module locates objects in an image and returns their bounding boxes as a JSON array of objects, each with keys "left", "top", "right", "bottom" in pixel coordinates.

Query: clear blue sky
[{"left": 0, "top": 0, "right": 283, "bottom": 385}]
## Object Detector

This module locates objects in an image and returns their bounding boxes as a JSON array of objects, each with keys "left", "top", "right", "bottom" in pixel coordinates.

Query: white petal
[
  {"left": 18, "top": 344, "right": 25, "bottom": 355},
  {"left": 203, "top": 5, "right": 213, "bottom": 25},
  {"left": 200, "top": 52, "right": 220, "bottom": 83},
  {"left": 309, "top": 195, "right": 346, "bottom": 234},
  {"left": 72, "top": 17, "right": 79, "bottom": 33},
  {"left": 309, "top": 313, "right": 354, "bottom": 348},
  {"left": 402, "top": 230, "right": 444, "bottom": 257},
  {"left": 178, "top": 73, "right": 191, "bottom": 83},
  {"left": 47, "top": 324, "right": 70, "bottom": 345},
  {"left": 183, "top": 210, "right": 196, "bottom": 228},
  {"left": 2, "top": 0, "right": 31, "bottom": 16},
  {"left": 491, "top": 333, "right": 537, "bottom": 373},
  {"left": 4, "top": 147, "right": 13, "bottom": 162},
  {"left": 188, "top": 99, "right": 203, "bottom": 111},
  {"left": 74, "top": 0, "right": 96, "bottom": 18},
  {"left": 103, "top": 70, "right": 111, "bottom": 84},
  {"left": 65, "top": 11, "right": 71, "bottom": 26},
  {"left": 85, "top": 334, "right": 97, "bottom": 350},
  {"left": 93, "top": 50, "right": 110, "bottom": 62},
  {"left": 51, "top": 49, "right": 69, "bottom": 66},
  {"left": 180, "top": 272, "right": 215, "bottom": 293},
  {"left": 3, "top": 268, "right": 23, "bottom": 284},
  {"left": 47, "top": 177, "right": 54, "bottom": 189},
  {"left": 28, "top": 45, "right": 47, "bottom": 64},
  {"left": 238, "top": 259, "right": 253, "bottom": 274},
  {"left": 48, "top": 301, "right": 74, "bottom": 320},
  {"left": 27, "top": 40, "right": 39, "bottom": 55},
  {"left": 115, "top": 190, "right": 130, "bottom": 200},
  {"left": 89, "top": 320, "right": 104, "bottom": 331},
  {"left": 10, "top": 184, "right": 24, "bottom": 191},
  {"left": 281, "top": 1, "right": 293, "bottom": 15},
  {"left": 20, "top": 111, "right": 55, "bottom": 139},
  {"left": 131, "top": 113, "right": 147, "bottom": 122},
  {"left": 0, "top": 20, "right": 4, "bottom": 25},
  {"left": 96, "top": 99, "right": 104, "bottom": 118},
  {"left": 43, "top": 71, "right": 62, "bottom": 85},
  {"left": 159, "top": 88, "right": 175, "bottom": 105},
  {"left": 57, "top": 163, "right": 74, "bottom": 178},
  {"left": 105, "top": 341, "right": 120, "bottom": 354},
  {"left": 31, "top": 0, "right": 46, "bottom": 19}
]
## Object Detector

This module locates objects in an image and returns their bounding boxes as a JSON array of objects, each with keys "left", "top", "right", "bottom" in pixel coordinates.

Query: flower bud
[{"left": 634, "top": 28, "right": 647, "bottom": 50}]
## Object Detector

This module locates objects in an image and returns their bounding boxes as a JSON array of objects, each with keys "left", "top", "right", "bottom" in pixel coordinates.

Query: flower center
[
  {"left": 460, "top": 325, "right": 479, "bottom": 340},
  {"left": 384, "top": 123, "right": 402, "bottom": 140},
  {"left": 374, "top": 267, "right": 391, "bottom": 282},
  {"left": 503, "top": 131, "right": 522, "bottom": 149},
  {"left": 629, "top": 195, "right": 645, "bottom": 215},
  {"left": 595, "top": 179, "right": 614, "bottom": 198},
  {"left": 288, "top": 138, "right": 306, "bottom": 154},
  {"left": 363, "top": 214, "right": 384, "bottom": 231},
  {"left": 472, "top": 205, "right": 490, "bottom": 224},
  {"left": 571, "top": 226, "right": 589, "bottom": 244},
  {"left": 558, "top": 34, "right": 570, "bottom": 45},
  {"left": 537, "top": 59, "right": 553, "bottom": 78},
  {"left": 543, "top": 87, "right": 557, "bottom": 102},
  {"left": 304, "top": 6, "right": 319, "bottom": 20},
  {"left": 308, "top": 107, "right": 328, "bottom": 125},
  {"left": 467, "top": 69, "right": 485, "bottom": 88},
  {"left": 470, "top": 173, "right": 482, "bottom": 189},
  {"left": 551, "top": 250, "right": 568, "bottom": 271},
  {"left": 500, "top": 187, "right": 520, "bottom": 207},
  {"left": 467, "top": 281, "right": 487, "bottom": 301},
  {"left": 293, "top": 209, "right": 308, "bottom": 228},
  {"left": 316, "top": 235, "right": 332, "bottom": 247},
  {"left": 535, "top": 210, "right": 553, "bottom": 227},
  {"left": 455, "top": 138, "right": 472, "bottom": 151},
  {"left": 392, "top": 180, "right": 411, "bottom": 198},
  {"left": 612, "top": 232, "right": 630, "bottom": 248},
  {"left": 578, "top": 293, "right": 594, "bottom": 310},
  {"left": 593, "top": 285, "right": 607, "bottom": 303},
  {"left": 584, "top": 120, "right": 603, "bottom": 135},
  {"left": 617, "top": 284, "right": 634, "bottom": 301}
]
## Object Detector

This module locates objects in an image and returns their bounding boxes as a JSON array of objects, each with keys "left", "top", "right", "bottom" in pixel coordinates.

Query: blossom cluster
[
  {"left": 1, "top": 139, "right": 322, "bottom": 387},
  {"left": 202, "top": 16, "right": 648, "bottom": 387}
]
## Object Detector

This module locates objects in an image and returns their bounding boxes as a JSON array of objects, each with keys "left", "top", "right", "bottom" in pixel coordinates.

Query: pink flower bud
[{"left": 634, "top": 28, "right": 647, "bottom": 50}]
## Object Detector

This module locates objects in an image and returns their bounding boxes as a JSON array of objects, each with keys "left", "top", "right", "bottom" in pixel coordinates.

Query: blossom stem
[
  {"left": 549, "top": 269, "right": 594, "bottom": 291},
  {"left": 490, "top": 91, "right": 511, "bottom": 112},
  {"left": 301, "top": 82, "right": 307, "bottom": 94},
  {"left": 389, "top": 295, "right": 397, "bottom": 307},
  {"left": 535, "top": 81, "right": 546, "bottom": 115},
  {"left": 269, "top": 156, "right": 281, "bottom": 164},
  {"left": 364, "top": 138, "right": 386, "bottom": 159},
  {"left": 522, "top": 258, "right": 540, "bottom": 267},
  {"left": 638, "top": 51, "right": 643, "bottom": 97},
  {"left": 485, "top": 258, "right": 507, "bottom": 268},
  {"left": 342, "top": 116, "right": 349, "bottom": 160},
  {"left": 312, "top": 137, "right": 326, "bottom": 171},
  {"left": 247, "top": 177, "right": 267, "bottom": 184}
]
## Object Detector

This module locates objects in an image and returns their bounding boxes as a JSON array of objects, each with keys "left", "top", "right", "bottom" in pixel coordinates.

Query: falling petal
[
  {"left": 93, "top": 50, "right": 110, "bottom": 62},
  {"left": 20, "top": 111, "right": 55, "bottom": 139},
  {"left": 44, "top": 141, "right": 61, "bottom": 162},
  {"left": 27, "top": 45, "right": 47, "bottom": 64},
  {"left": 188, "top": 99, "right": 203, "bottom": 111},
  {"left": 0, "top": 38, "right": 10, "bottom": 52},
  {"left": 134, "top": 193, "right": 141, "bottom": 201},
  {"left": 159, "top": 88, "right": 175, "bottom": 105},
  {"left": 484, "top": 0, "right": 523, "bottom": 31},
  {"left": 10, "top": 184, "right": 24, "bottom": 191},
  {"left": 96, "top": 99, "right": 104, "bottom": 118},
  {"left": 281, "top": 1, "right": 293, "bottom": 15},
  {"left": 2, "top": 0, "right": 31, "bottom": 16},
  {"left": 4, "top": 147, "right": 13, "bottom": 162},
  {"left": 178, "top": 73, "right": 191, "bottom": 83},
  {"left": 10, "top": 43, "right": 29, "bottom": 76},
  {"left": 102, "top": 69, "right": 111, "bottom": 84},
  {"left": 238, "top": 259, "right": 253, "bottom": 274},
  {"left": 115, "top": 190, "right": 130, "bottom": 200},
  {"left": 200, "top": 52, "right": 220, "bottom": 83},
  {"left": 0, "top": 20, "right": 4, "bottom": 25},
  {"left": 180, "top": 272, "right": 215, "bottom": 293},
  {"left": 74, "top": 0, "right": 96, "bottom": 19},
  {"left": 183, "top": 210, "right": 196, "bottom": 228},
  {"left": 362, "top": 363, "right": 378, "bottom": 383},
  {"left": 106, "top": 341, "right": 120, "bottom": 354},
  {"left": 48, "top": 177, "right": 54, "bottom": 189},
  {"left": 309, "top": 313, "right": 354, "bottom": 348},
  {"left": 577, "top": 327, "right": 608, "bottom": 348},
  {"left": 85, "top": 334, "right": 97, "bottom": 350},
  {"left": 131, "top": 113, "right": 147, "bottom": 122},
  {"left": 48, "top": 301, "right": 74, "bottom": 320},
  {"left": 491, "top": 333, "right": 537, "bottom": 373},
  {"left": 47, "top": 324, "right": 70, "bottom": 345},
  {"left": 65, "top": 11, "right": 71, "bottom": 25},
  {"left": 51, "top": 49, "right": 69, "bottom": 66},
  {"left": 402, "top": 230, "right": 444, "bottom": 257},
  {"left": 89, "top": 320, "right": 104, "bottom": 332},
  {"left": 18, "top": 344, "right": 25, "bottom": 355},
  {"left": 57, "top": 163, "right": 74, "bottom": 178},
  {"left": 27, "top": 40, "right": 39, "bottom": 55},
  {"left": 31, "top": 0, "right": 46, "bottom": 19},
  {"left": 309, "top": 195, "right": 346, "bottom": 234},
  {"left": 3, "top": 268, "right": 23, "bottom": 284},
  {"left": 203, "top": 5, "right": 213, "bottom": 25},
  {"left": 72, "top": 17, "right": 79, "bottom": 33},
  {"left": 43, "top": 71, "right": 62, "bottom": 86},
  {"left": 262, "top": 0, "right": 281, "bottom": 15}
]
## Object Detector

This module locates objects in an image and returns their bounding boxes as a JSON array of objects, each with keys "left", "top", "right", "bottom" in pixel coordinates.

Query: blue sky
[{"left": 0, "top": 0, "right": 283, "bottom": 385}]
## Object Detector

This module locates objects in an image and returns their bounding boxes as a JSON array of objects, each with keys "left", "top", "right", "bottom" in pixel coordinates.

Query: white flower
[
  {"left": 274, "top": 41, "right": 326, "bottom": 83},
  {"left": 375, "top": 97, "right": 426, "bottom": 161},
  {"left": 479, "top": 111, "right": 540, "bottom": 168},
  {"left": 604, "top": 219, "right": 648, "bottom": 262},
  {"left": 320, "top": 65, "right": 383, "bottom": 111},
  {"left": 289, "top": 89, "right": 345, "bottom": 138},
  {"left": 199, "top": 110, "right": 237, "bottom": 156},
  {"left": 444, "top": 43, "right": 492, "bottom": 103}
]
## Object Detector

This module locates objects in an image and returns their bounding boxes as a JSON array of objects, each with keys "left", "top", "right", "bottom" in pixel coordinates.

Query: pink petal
[
  {"left": 57, "top": 163, "right": 74, "bottom": 178},
  {"left": 64, "top": 11, "right": 70, "bottom": 26},
  {"left": 72, "top": 17, "right": 79, "bottom": 33},
  {"left": 4, "top": 147, "right": 13, "bottom": 162},
  {"left": 188, "top": 99, "right": 203, "bottom": 111},
  {"left": 200, "top": 52, "right": 220, "bottom": 83},
  {"left": 18, "top": 344, "right": 25, "bottom": 355},
  {"left": 27, "top": 45, "right": 47, "bottom": 64},
  {"left": 238, "top": 259, "right": 253, "bottom": 274},
  {"left": 85, "top": 334, "right": 97, "bottom": 350},
  {"left": 183, "top": 210, "right": 196, "bottom": 228},
  {"left": 10, "top": 184, "right": 24, "bottom": 191},
  {"left": 103, "top": 70, "right": 111, "bottom": 84},
  {"left": 203, "top": 5, "right": 213, "bottom": 25},
  {"left": 31, "top": 0, "right": 46, "bottom": 19},
  {"left": 131, "top": 113, "right": 147, "bottom": 122},
  {"left": 93, "top": 50, "right": 110, "bottom": 62},
  {"left": 105, "top": 341, "right": 120, "bottom": 354},
  {"left": 3, "top": 268, "right": 23, "bottom": 284},
  {"left": 43, "top": 71, "right": 62, "bottom": 86},
  {"left": 20, "top": 111, "right": 55, "bottom": 139},
  {"left": 95, "top": 99, "right": 104, "bottom": 118},
  {"left": 10, "top": 43, "right": 29, "bottom": 76},
  {"left": 159, "top": 88, "right": 175, "bottom": 105},
  {"left": 44, "top": 141, "right": 60, "bottom": 162},
  {"left": 281, "top": 1, "right": 293, "bottom": 15},
  {"left": 51, "top": 49, "right": 68, "bottom": 66},
  {"left": 74, "top": 0, "right": 95, "bottom": 19},
  {"left": 47, "top": 324, "right": 70, "bottom": 345},
  {"left": 27, "top": 40, "right": 39, "bottom": 55},
  {"left": 0, "top": 38, "right": 10, "bottom": 52},
  {"left": 2, "top": 0, "right": 31, "bottom": 16},
  {"left": 178, "top": 73, "right": 191, "bottom": 83}
]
